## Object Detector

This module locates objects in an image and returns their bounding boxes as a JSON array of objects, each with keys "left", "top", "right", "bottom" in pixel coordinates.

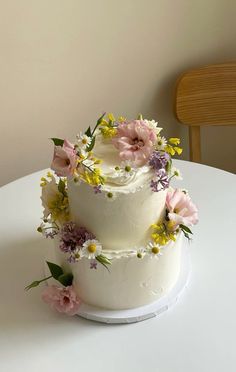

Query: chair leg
[{"left": 189, "top": 126, "right": 201, "bottom": 163}]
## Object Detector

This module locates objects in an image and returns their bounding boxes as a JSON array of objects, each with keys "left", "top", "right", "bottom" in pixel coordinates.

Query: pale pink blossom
[
  {"left": 51, "top": 140, "right": 77, "bottom": 177},
  {"left": 112, "top": 120, "right": 157, "bottom": 166},
  {"left": 166, "top": 189, "right": 198, "bottom": 228},
  {"left": 42, "top": 285, "right": 81, "bottom": 316}
]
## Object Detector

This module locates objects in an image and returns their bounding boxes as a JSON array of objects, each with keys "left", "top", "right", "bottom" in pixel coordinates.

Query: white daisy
[
  {"left": 82, "top": 239, "right": 102, "bottom": 259},
  {"left": 136, "top": 247, "right": 147, "bottom": 259},
  {"left": 120, "top": 160, "right": 136, "bottom": 175},
  {"left": 69, "top": 247, "right": 84, "bottom": 262},
  {"left": 76, "top": 132, "right": 92, "bottom": 152},
  {"left": 171, "top": 167, "right": 183, "bottom": 180},
  {"left": 144, "top": 120, "right": 162, "bottom": 135},
  {"left": 156, "top": 136, "right": 167, "bottom": 151},
  {"left": 147, "top": 242, "right": 163, "bottom": 259}
]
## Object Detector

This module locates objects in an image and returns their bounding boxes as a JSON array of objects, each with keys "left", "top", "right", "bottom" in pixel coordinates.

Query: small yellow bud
[
  {"left": 108, "top": 113, "right": 115, "bottom": 122},
  {"left": 118, "top": 116, "right": 126, "bottom": 123},
  {"left": 125, "top": 165, "right": 131, "bottom": 172},
  {"left": 94, "top": 159, "right": 102, "bottom": 164}
]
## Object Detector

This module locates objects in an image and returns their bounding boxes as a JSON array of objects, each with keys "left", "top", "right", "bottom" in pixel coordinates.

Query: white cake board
[{"left": 45, "top": 242, "right": 191, "bottom": 324}]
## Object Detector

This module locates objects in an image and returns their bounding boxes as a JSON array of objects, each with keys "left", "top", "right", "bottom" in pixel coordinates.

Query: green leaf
[
  {"left": 85, "top": 126, "right": 92, "bottom": 137},
  {"left": 180, "top": 224, "right": 193, "bottom": 235},
  {"left": 25, "top": 275, "right": 52, "bottom": 291},
  {"left": 46, "top": 261, "right": 64, "bottom": 280},
  {"left": 91, "top": 113, "right": 106, "bottom": 136},
  {"left": 57, "top": 273, "right": 73, "bottom": 286},
  {"left": 96, "top": 254, "right": 112, "bottom": 271},
  {"left": 182, "top": 230, "right": 191, "bottom": 240},
  {"left": 58, "top": 179, "right": 66, "bottom": 195},
  {"left": 86, "top": 136, "right": 96, "bottom": 152},
  {"left": 51, "top": 138, "right": 64, "bottom": 146},
  {"left": 165, "top": 159, "right": 172, "bottom": 174},
  {"left": 25, "top": 280, "right": 41, "bottom": 291},
  {"left": 96, "top": 112, "right": 106, "bottom": 126}
]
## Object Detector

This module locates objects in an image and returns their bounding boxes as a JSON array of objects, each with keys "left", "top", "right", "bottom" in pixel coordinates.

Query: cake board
[{"left": 45, "top": 241, "right": 191, "bottom": 324}]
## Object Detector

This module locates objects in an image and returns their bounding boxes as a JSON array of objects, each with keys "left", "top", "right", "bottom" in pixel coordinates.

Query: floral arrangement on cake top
[{"left": 26, "top": 113, "right": 198, "bottom": 316}]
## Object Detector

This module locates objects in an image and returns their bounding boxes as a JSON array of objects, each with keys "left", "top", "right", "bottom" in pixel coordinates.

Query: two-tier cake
[{"left": 26, "top": 113, "right": 198, "bottom": 316}]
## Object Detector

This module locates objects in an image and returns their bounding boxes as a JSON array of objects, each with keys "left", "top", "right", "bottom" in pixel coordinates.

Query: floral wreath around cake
[{"left": 26, "top": 113, "right": 198, "bottom": 316}]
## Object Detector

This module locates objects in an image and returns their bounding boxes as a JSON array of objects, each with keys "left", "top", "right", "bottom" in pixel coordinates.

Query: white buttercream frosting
[{"left": 53, "top": 233, "right": 183, "bottom": 310}]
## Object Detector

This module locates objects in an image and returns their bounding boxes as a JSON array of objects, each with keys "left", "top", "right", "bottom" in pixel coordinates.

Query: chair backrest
[{"left": 174, "top": 62, "right": 236, "bottom": 162}]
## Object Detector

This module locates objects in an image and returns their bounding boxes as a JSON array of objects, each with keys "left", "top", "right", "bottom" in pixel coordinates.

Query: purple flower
[
  {"left": 149, "top": 151, "right": 170, "bottom": 170},
  {"left": 93, "top": 185, "right": 102, "bottom": 194},
  {"left": 150, "top": 169, "right": 169, "bottom": 192},
  {"left": 59, "top": 222, "right": 95, "bottom": 253},
  {"left": 90, "top": 260, "right": 97, "bottom": 269},
  {"left": 45, "top": 230, "right": 58, "bottom": 239}
]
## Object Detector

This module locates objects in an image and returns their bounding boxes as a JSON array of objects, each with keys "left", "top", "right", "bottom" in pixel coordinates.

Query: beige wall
[{"left": 1, "top": 0, "right": 236, "bottom": 186}]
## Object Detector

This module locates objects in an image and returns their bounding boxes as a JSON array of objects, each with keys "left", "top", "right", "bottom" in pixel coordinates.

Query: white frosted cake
[{"left": 27, "top": 114, "right": 198, "bottom": 316}]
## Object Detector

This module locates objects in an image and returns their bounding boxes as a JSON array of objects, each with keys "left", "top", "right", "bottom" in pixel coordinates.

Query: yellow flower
[
  {"left": 174, "top": 146, "right": 183, "bottom": 155},
  {"left": 165, "top": 144, "right": 175, "bottom": 156},
  {"left": 150, "top": 220, "right": 177, "bottom": 246},
  {"left": 41, "top": 175, "right": 69, "bottom": 224},
  {"left": 118, "top": 116, "right": 126, "bottom": 122},
  {"left": 108, "top": 113, "right": 115, "bottom": 122},
  {"left": 169, "top": 137, "right": 180, "bottom": 146},
  {"left": 79, "top": 166, "right": 105, "bottom": 186},
  {"left": 166, "top": 220, "right": 176, "bottom": 231},
  {"left": 165, "top": 144, "right": 183, "bottom": 156},
  {"left": 100, "top": 126, "right": 117, "bottom": 139}
]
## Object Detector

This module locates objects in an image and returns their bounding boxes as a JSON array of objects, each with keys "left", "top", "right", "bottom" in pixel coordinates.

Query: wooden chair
[{"left": 174, "top": 62, "right": 236, "bottom": 163}]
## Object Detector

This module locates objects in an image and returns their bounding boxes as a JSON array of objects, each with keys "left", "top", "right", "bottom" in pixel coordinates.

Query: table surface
[{"left": 0, "top": 160, "right": 236, "bottom": 372}]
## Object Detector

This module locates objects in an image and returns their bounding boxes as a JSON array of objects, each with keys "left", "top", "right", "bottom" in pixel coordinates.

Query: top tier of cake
[{"left": 68, "top": 133, "right": 167, "bottom": 251}]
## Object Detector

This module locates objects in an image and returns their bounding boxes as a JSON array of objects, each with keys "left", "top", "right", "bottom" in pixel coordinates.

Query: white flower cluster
[{"left": 136, "top": 242, "right": 164, "bottom": 259}]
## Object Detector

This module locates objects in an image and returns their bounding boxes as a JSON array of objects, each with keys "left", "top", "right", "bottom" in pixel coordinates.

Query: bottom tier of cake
[{"left": 52, "top": 233, "right": 183, "bottom": 310}]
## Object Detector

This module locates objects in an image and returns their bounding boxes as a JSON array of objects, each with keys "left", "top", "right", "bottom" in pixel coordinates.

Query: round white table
[{"left": 0, "top": 160, "right": 235, "bottom": 372}]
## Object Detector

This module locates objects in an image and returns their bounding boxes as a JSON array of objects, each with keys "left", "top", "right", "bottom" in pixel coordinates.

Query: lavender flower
[
  {"left": 59, "top": 222, "right": 95, "bottom": 254},
  {"left": 150, "top": 169, "right": 169, "bottom": 192},
  {"left": 93, "top": 185, "right": 102, "bottom": 194},
  {"left": 149, "top": 151, "right": 170, "bottom": 170},
  {"left": 90, "top": 260, "right": 97, "bottom": 269},
  {"left": 45, "top": 230, "right": 58, "bottom": 239}
]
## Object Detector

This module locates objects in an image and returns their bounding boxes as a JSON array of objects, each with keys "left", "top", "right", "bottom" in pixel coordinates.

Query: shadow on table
[{"left": 0, "top": 236, "right": 128, "bottom": 338}]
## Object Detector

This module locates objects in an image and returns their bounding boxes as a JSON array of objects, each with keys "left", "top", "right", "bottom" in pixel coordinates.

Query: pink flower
[
  {"left": 112, "top": 120, "right": 157, "bottom": 166},
  {"left": 166, "top": 189, "right": 198, "bottom": 228},
  {"left": 42, "top": 285, "right": 81, "bottom": 316},
  {"left": 51, "top": 140, "right": 77, "bottom": 177}
]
